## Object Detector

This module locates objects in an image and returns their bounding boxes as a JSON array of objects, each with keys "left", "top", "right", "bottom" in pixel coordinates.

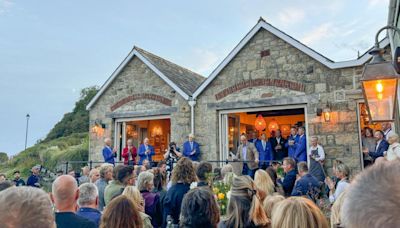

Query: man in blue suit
[
  {"left": 294, "top": 127, "right": 307, "bottom": 162},
  {"left": 285, "top": 126, "right": 299, "bottom": 159},
  {"left": 138, "top": 137, "right": 155, "bottom": 165},
  {"left": 182, "top": 133, "right": 201, "bottom": 161},
  {"left": 102, "top": 138, "right": 116, "bottom": 165},
  {"left": 277, "top": 157, "right": 298, "bottom": 196},
  {"left": 291, "top": 162, "right": 321, "bottom": 200},
  {"left": 255, "top": 133, "right": 273, "bottom": 169},
  {"left": 365, "top": 130, "right": 389, "bottom": 160}
]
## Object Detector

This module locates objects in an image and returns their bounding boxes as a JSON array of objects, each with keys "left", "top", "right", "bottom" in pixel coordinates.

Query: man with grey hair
[
  {"left": 341, "top": 160, "right": 400, "bottom": 227},
  {"left": 102, "top": 137, "right": 116, "bottom": 165},
  {"left": 183, "top": 133, "right": 201, "bottom": 161},
  {"left": 77, "top": 183, "right": 101, "bottom": 227},
  {"left": 291, "top": 161, "right": 320, "bottom": 199},
  {"left": 0, "top": 186, "right": 56, "bottom": 228},
  {"left": 95, "top": 163, "right": 113, "bottom": 211},
  {"left": 51, "top": 175, "right": 96, "bottom": 228}
]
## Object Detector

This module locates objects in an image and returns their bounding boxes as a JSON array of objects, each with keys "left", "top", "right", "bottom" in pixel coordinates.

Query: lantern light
[
  {"left": 323, "top": 103, "right": 331, "bottom": 122},
  {"left": 268, "top": 119, "right": 279, "bottom": 132},
  {"left": 255, "top": 114, "right": 267, "bottom": 131},
  {"left": 361, "top": 25, "right": 400, "bottom": 122}
]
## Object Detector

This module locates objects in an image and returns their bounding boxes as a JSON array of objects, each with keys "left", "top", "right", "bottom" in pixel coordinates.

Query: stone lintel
[
  {"left": 207, "top": 94, "right": 319, "bottom": 110},
  {"left": 106, "top": 107, "right": 178, "bottom": 118}
]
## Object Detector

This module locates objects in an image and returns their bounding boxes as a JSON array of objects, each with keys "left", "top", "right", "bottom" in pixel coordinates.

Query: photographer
[{"left": 164, "top": 142, "right": 182, "bottom": 180}]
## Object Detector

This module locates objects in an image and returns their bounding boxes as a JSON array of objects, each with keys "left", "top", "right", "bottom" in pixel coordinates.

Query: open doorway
[
  {"left": 115, "top": 117, "right": 171, "bottom": 162},
  {"left": 220, "top": 105, "right": 307, "bottom": 162}
]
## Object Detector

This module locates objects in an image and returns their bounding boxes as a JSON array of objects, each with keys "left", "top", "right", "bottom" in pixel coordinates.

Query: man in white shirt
[{"left": 381, "top": 122, "right": 395, "bottom": 141}]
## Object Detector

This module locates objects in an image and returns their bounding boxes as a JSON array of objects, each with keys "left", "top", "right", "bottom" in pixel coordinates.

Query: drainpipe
[{"left": 188, "top": 98, "right": 197, "bottom": 135}]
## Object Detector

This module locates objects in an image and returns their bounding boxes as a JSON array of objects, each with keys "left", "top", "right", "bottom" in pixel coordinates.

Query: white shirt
[
  {"left": 329, "top": 179, "right": 349, "bottom": 203},
  {"left": 308, "top": 144, "right": 325, "bottom": 161},
  {"left": 386, "top": 142, "right": 400, "bottom": 161},
  {"left": 376, "top": 140, "right": 382, "bottom": 151},
  {"left": 384, "top": 129, "right": 395, "bottom": 141}
]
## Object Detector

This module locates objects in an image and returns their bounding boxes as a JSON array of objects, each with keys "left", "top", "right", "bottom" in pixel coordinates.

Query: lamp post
[
  {"left": 25, "top": 113, "right": 30, "bottom": 150},
  {"left": 361, "top": 25, "right": 400, "bottom": 123}
]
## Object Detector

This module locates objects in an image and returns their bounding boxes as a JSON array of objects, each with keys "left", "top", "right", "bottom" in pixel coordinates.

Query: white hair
[
  {"left": 0, "top": 187, "right": 55, "bottom": 228},
  {"left": 137, "top": 171, "right": 154, "bottom": 191},
  {"left": 78, "top": 183, "right": 98, "bottom": 207},
  {"left": 104, "top": 138, "right": 111, "bottom": 144},
  {"left": 188, "top": 133, "right": 195, "bottom": 138},
  {"left": 341, "top": 160, "right": 400, "bottom": 227}
]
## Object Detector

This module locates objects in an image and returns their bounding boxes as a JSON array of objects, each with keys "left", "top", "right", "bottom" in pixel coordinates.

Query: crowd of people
[{"left": 1, "top": 123, "right": 400, "bottom": 228}]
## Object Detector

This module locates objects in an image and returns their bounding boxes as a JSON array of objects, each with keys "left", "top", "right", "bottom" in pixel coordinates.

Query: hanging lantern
[
  {"left": 255, "top": 115, "right": 267, "bottom": 131},
  {"left": 268, "top": 119, "right": 279, "bottom": 132}
]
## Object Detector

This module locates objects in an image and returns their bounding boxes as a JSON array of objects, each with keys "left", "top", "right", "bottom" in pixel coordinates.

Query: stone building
[{"left": 87, "top": 18, "right": 392, "bottom": 174}]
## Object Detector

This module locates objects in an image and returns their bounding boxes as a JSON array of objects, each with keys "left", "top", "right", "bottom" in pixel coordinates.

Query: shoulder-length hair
[
  {"left": 224, "top": 175, "right": 270, "bottom": 228},
  {"left": 255, "top": 169, "right": 275, "bottom": 197},
  {"left": 171, "top": 157, "right": 196, "bottom": 184},
  {"left": 100, "top": 195, "right": 142, "bottom": 228},
  {"left": 271, "top": 197, "right": 328, "bottom": 228}
]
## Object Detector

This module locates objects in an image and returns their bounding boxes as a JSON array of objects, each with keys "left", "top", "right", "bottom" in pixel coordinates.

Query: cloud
[
  {"left": 301, "top": 23, "right": 332, "bottom": 46},
  {"left": 186, "top": 48, "right": 221, "bottom": 76},
  {"left": 278, "top": 8, "right": 305, "bottom": 26},
  {"left": 0, "top": 0, "right": 13, "bottom": 15},
  {"left": 368, "top": 0, "right": 389, "bottom": 8}
]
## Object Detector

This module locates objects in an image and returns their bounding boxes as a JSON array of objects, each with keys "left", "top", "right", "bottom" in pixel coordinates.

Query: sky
[{"left": 0, "top": 0, "right": 390, "bottom": 156}]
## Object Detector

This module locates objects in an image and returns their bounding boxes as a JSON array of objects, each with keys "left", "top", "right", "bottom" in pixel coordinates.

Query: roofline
[
  {"left": 86, "top": 48, "right": 190, "bottom": 110},
  {"left": 192, "top": 20, "right": 390, "bottom": 99}
]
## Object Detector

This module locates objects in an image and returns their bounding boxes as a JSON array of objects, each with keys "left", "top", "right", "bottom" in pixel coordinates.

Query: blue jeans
[{"left": 242, "top": 163, "right": 256, "bottom": 179}]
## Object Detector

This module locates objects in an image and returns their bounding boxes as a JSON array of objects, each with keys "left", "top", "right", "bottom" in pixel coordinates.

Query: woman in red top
[{"left": 122, "top": 139, "right": 137, "bottom": 165}]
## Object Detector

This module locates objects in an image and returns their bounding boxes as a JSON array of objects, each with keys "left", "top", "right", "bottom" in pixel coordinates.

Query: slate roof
[{"left": 135, "top": 47, "right": 206, "bottom": 95}]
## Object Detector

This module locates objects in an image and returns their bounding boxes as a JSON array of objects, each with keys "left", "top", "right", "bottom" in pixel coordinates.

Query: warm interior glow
[
  {"left": 268, "top": 119, "right": 279, "bottom": 132},
  {"left": 254, "top": 115, "right": 267, "bottom": 131},
  {"left": 375, "top": 80, "right": 383, "bottom": 93},
  {"left": 362, "top": 78, "right": 397, "bottom": 121}
]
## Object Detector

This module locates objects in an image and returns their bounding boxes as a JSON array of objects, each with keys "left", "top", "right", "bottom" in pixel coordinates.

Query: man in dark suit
[
  {"left": 270, "top": 129, "right": 287, "bottom": 161},
  {"left": 364, "top": 130, "right": 389, "bottom": 160},
  {"left": 291, "top": 162, "right": 321, "bottom": 200},
  {"left": 248, "top": 131, "right": 259, "bottom": 144},
  {"left": 277, "top": 157, "right": 297, "bottom": 196},
  {"left": 255, "top": 133, "right": 273, "bottom": 169}
]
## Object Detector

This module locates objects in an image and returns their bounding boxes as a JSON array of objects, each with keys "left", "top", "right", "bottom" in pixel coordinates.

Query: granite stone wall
[{"left": 89, "top": 57, "right": 190, "bottom": 161}]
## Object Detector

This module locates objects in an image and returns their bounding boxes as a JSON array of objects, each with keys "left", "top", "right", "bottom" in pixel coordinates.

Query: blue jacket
[
  {"left": 182, "top": 141, "right": 200, "bottom": 161},
  {"left": 285, "top": 134, "right": 299, "bottom": 158},
  {"left": 255, "top": 140, "right": 273, "bottom": 165},
  {"left": 369, "top": 139, "right": 389, "bottom": 159},
  {"left": 76, "top": 207, "right": 101, "bottom": 228},
  {"left": 102, "top": 146, "right": 115, "bottom": 165},
  {"left": 27, "top": 174, "right": 40, "bottom": 188},
  {"left": 138, "top": 144, "right": 155, "bottom": 165},
  {"left": 278, "top": 169, "right": 297, "bottom": 196},
  {"left": 291, "top": 173, "right": 321, "bottom": 197},
  {"left": 294, "top": 135, "right": 307, "bottom": 162}
]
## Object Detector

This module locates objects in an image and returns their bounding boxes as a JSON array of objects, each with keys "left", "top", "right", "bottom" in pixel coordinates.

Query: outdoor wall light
[
  {"left": 323, "top": 103, "right": 331, "bottom": 122},
  {"left": 361, "top": 25, "right": 400, "bottom": 122}
]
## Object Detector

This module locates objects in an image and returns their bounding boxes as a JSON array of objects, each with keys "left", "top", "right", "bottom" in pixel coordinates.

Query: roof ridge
[{"left": 133, "top": 46, "right": 206, "bottom": 79}]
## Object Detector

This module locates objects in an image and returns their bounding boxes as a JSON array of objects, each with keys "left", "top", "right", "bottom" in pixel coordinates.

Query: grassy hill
[{"left": 0, "top": 86, "right": 98, "bottom": 179}]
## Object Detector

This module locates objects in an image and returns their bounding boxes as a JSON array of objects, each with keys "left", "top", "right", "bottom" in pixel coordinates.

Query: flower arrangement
[{"left": 213, "top": 180, "right": 230, "bottom": 215}]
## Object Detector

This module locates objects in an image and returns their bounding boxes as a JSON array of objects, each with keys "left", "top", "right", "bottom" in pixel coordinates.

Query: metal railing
[{"left": 60, "top": 159, "right": 283, "bottom": 174}]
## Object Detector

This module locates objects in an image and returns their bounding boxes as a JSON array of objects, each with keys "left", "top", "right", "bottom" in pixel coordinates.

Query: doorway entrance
[
  {"left": 114, "top": 116, "right": 171, "bottom": 162},
  {"left": 219, "top": 105, "right": 307, "bottom": 162}
]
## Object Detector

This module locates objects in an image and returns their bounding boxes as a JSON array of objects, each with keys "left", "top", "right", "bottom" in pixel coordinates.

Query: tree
[
  {"left": 44, "top": 86, "right": 99, "bottom": 142},
  {"left": 0, "top": 152, "right": 8, "bottom": 163}
]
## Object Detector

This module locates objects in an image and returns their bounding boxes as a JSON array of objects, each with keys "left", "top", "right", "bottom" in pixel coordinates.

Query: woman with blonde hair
[
  {"left": 254, "top": 169, "right": 275, "bottom": 200},
  {"left": 219, "top": 175, "right": 270, "bottom": 228},
  {"left": 271, "top": 197, "right": 328, "bottom": 228},
  {"left": 263, "top": 194, "right": 285, "bottom": 219},
  {"left": 122, "top": 186, "right": 152, "bottom": 228},
  {"left": 330, "top": 190, "right": 347, "bottom": 228}
]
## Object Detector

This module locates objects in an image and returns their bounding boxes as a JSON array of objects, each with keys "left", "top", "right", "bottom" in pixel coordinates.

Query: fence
[{"left": 60, "top": 159, "right": 283, "bottom": 174}]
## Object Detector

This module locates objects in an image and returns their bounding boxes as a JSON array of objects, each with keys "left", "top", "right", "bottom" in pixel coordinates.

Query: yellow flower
[
  {"left": 213, "top": 188, "right": 219, "bottom": 194},
  {"left": 218, "top": 193, "right": 225, "bottom": 200}
]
